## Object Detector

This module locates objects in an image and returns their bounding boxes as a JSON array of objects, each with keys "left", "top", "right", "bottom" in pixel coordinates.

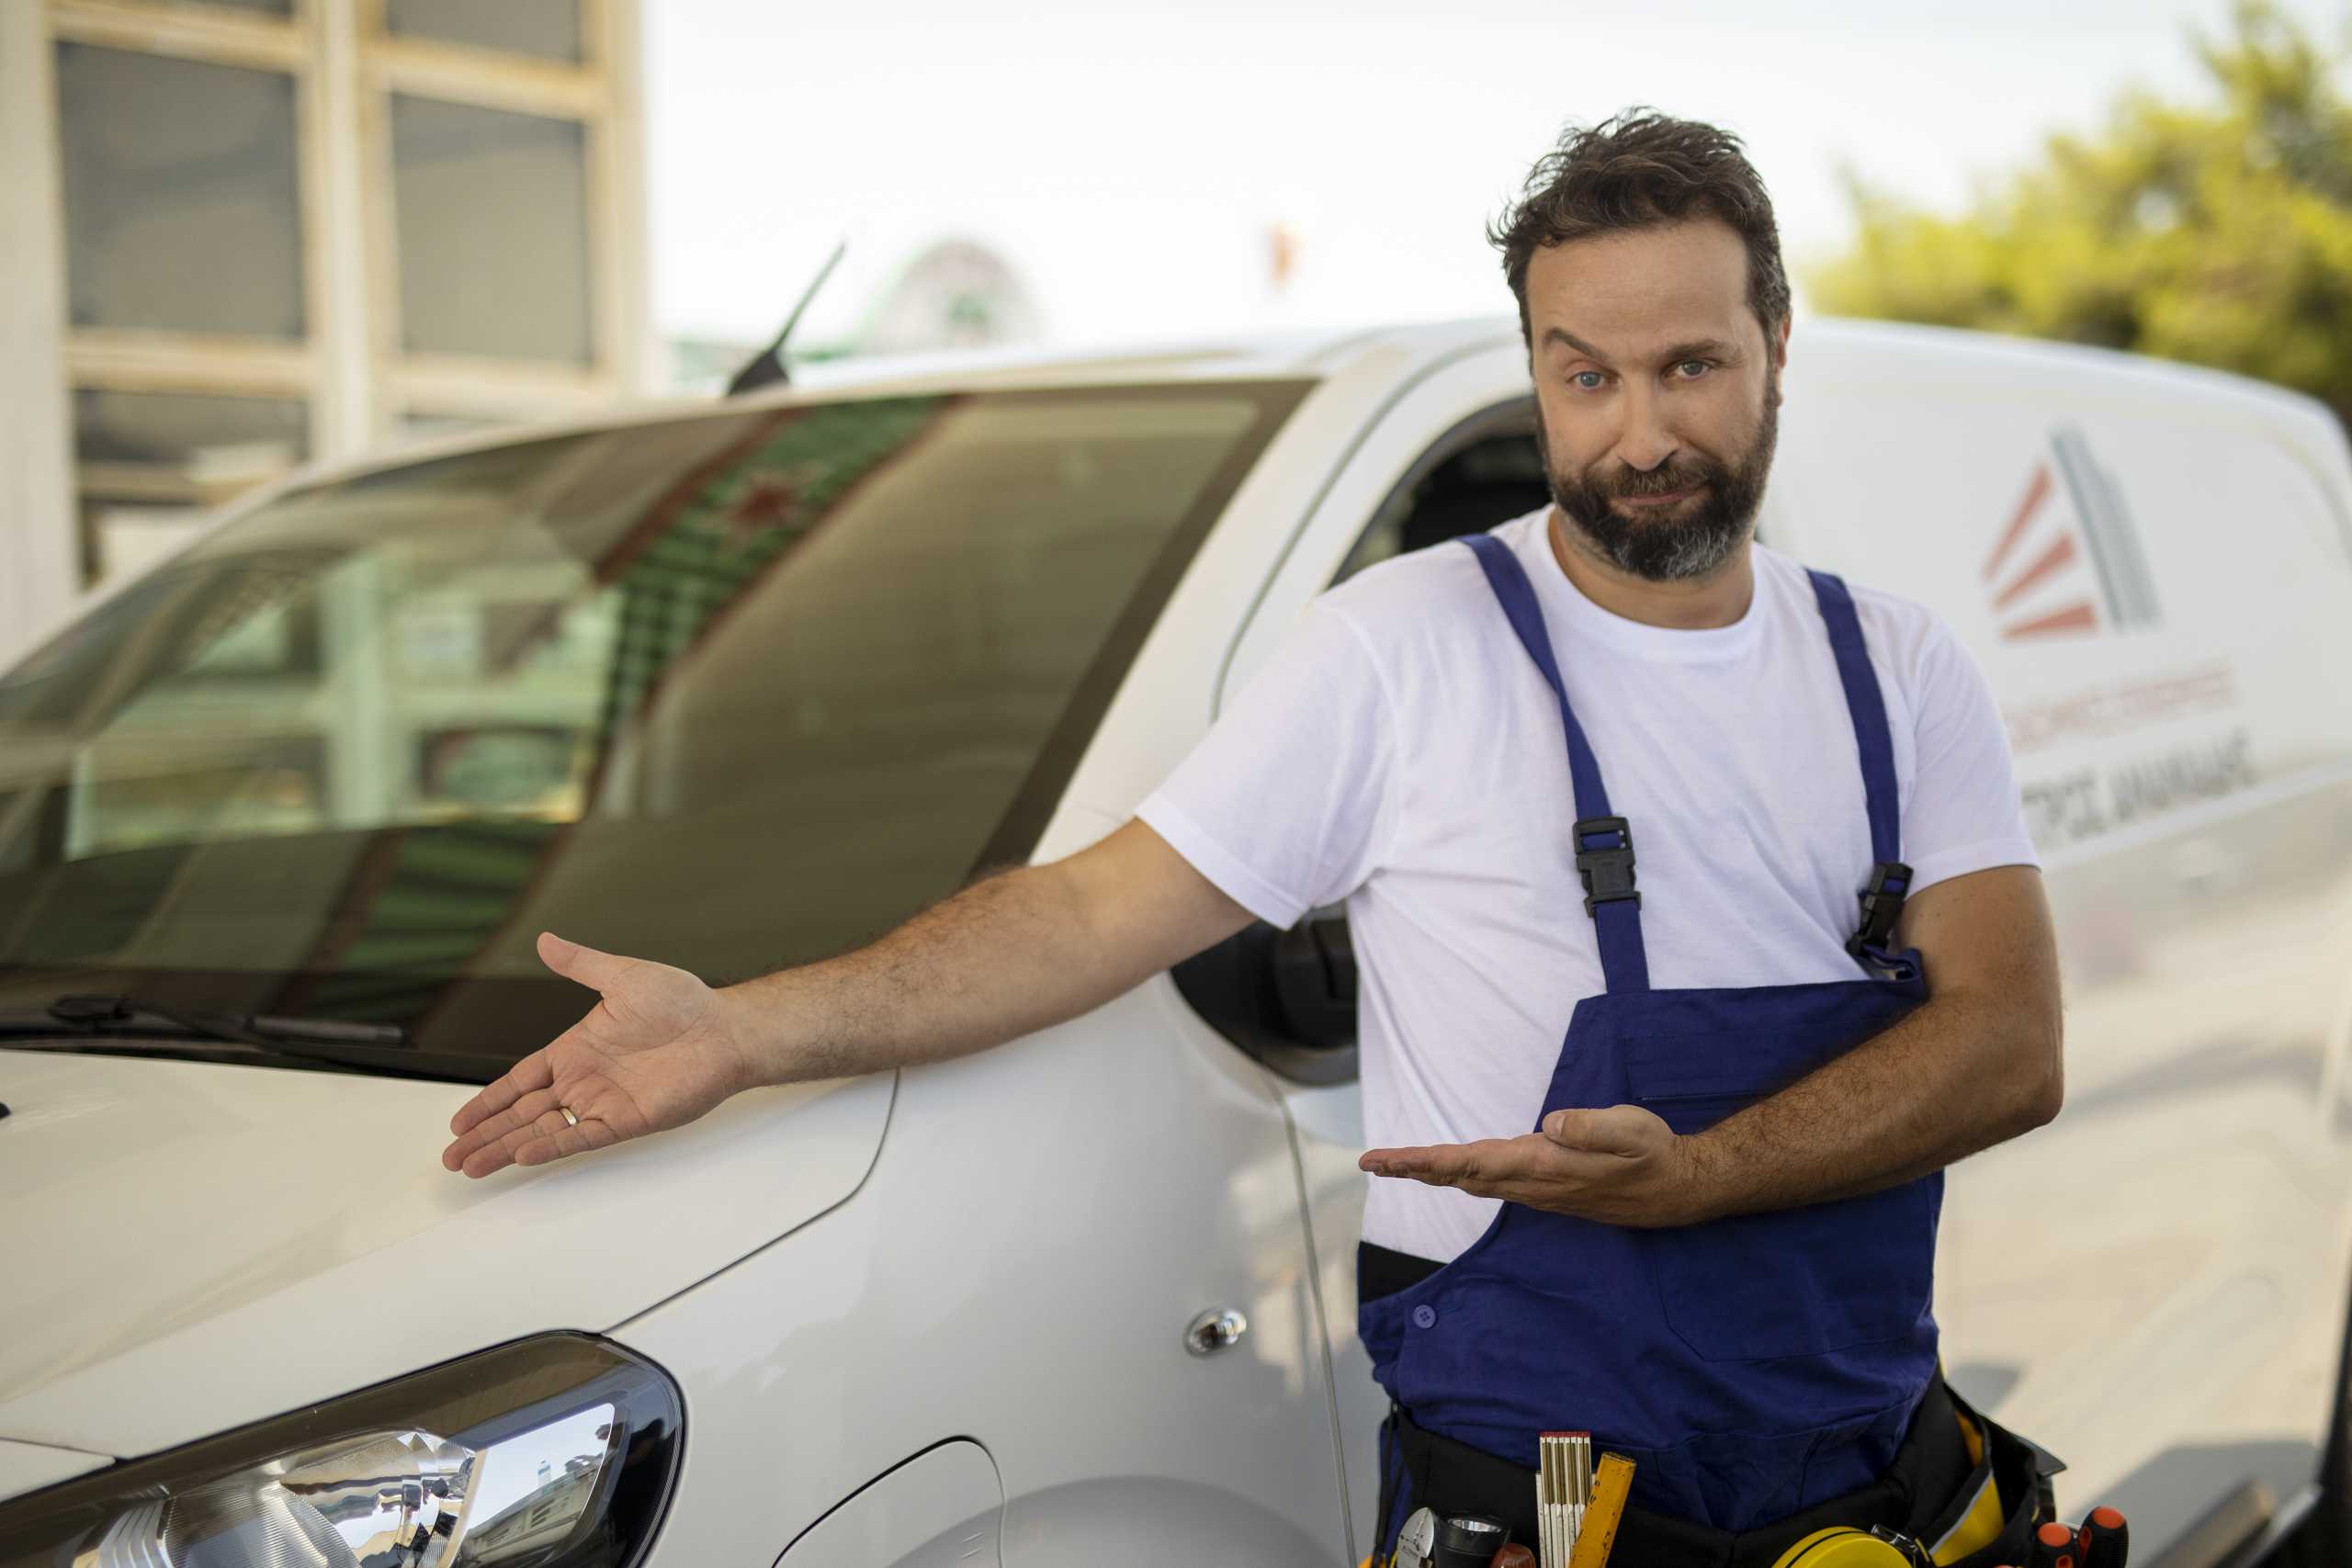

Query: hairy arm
[
  {"left": 1361, "top": 864, "right": 2064, "bottom": 1225},
  {"left": 1676, "top": 863, "right": 2064, "bottom": 1218},
  {"left": 721, "top": 818, "right": 1257, "bottom": 1085},
  {"left": 443, "top": 818, "right": 1254, "bottom": 1175}
]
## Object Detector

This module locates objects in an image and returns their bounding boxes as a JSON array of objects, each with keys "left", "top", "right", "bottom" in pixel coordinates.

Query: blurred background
[{"left": 2, "top": 0, "right": 2347, "bottom": 670}]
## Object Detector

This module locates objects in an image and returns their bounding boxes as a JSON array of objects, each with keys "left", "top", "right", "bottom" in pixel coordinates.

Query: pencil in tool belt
[{"left": 1537, "top": 1432, "right": 1593, "bottom": 1568}]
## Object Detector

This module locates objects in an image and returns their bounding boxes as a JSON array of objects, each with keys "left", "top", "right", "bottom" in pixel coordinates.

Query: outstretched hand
[
  {"left": 440, "top": 931, "right": 754, "bottom": 1179},
  {"left": 1358, "top": 1104, "right": 1711, "bottom": 1228}
]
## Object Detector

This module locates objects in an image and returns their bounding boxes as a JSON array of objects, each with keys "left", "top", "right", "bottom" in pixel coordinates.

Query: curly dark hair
[{"left": 1490, "top": 108, "right": 1790, "bottom": 350}]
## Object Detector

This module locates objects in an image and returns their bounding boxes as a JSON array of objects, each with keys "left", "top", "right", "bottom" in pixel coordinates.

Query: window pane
[
  {"left": 55, "top": 45, "right": 304, "bottom": 339},
  {"left": 386, "top": 0, "right": 582, "bottom": 63},
  {"left": 390, "top": 96, "right": 594, "bottom": 364}
]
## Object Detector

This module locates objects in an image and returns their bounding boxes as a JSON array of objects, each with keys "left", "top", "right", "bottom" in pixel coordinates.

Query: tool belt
[{"left": 1376, "top": 1379, "right": 2061, "bottom": 1568}]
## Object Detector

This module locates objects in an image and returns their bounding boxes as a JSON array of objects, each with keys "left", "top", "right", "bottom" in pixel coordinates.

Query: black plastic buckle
[
  {"left": 1846, "top": 860, "right": 1913, "bottom": 961},
  {"left": 1574, "top": 816, "right": 1640, "bottom": 918}
]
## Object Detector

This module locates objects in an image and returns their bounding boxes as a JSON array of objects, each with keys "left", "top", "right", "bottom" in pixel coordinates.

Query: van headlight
[{"left": 0, "top": 1333, "right": 681, "bottom": 1568}]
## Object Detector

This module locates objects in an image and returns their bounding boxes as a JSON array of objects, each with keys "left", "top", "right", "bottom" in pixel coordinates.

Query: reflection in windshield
[{"left": 0, "top": 382, "right": 1306, "bottom": 1073}]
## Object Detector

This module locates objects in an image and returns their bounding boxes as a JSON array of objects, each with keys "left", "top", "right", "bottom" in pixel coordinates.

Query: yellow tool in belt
[
  {"left": 1770, "top": 1528, "right": 1917, "bottom": 1568},
  {"left": 1566, "top": 1453, "right": 1634, "bottom": 1568}
]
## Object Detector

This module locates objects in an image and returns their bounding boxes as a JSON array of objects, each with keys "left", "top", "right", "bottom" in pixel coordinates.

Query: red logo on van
[{"left": 1985, "top": 427, "right": 2160, "bottom": 641}]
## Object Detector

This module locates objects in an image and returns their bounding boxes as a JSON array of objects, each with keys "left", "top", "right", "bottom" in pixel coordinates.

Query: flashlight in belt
[
  {"left": 1395, "top": 1508, "right": 1515, "bottom": 1568},
  {"left": 1430, "top": 1514, "right": 1510, "bottom": 1567}
]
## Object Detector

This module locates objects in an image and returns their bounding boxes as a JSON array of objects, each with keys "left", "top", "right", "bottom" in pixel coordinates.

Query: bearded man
[{"left": 444, "top": 109, "right": 2064, "bottom": 1566}]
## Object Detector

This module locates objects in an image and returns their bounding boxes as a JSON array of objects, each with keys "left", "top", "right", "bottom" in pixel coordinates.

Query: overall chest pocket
[{"left": 1626, "top": 1039, "right": 1940, "bottom": 1364}]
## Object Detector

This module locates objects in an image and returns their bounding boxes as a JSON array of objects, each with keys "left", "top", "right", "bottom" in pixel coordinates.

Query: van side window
[{"left": 1333, "top": 400, "right": 1548, "bottom": 584}]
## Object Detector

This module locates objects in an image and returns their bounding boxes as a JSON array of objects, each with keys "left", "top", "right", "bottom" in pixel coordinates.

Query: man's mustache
[{"left": 1590, "top": 461, "right": 1713, "bottom": 499}]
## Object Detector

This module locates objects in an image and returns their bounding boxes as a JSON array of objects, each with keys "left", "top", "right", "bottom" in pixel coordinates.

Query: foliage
[{"left": 1805, "top": 1, "right": 2352, "bottom": 430}]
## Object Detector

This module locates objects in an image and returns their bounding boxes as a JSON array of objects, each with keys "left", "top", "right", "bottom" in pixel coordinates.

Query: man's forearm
[
  {"left": 1680, "top": 984, "right": 2064, "bottom": 1221},
  {"left": 707, "top": 818, "right": 1254, "bottom": 1089},
  {"left": 1365, "top": 872, "right": 2065, "bottom": 1229},
  {"left": 711, "top": 863, "right": 1138, "bottom": 1086}
]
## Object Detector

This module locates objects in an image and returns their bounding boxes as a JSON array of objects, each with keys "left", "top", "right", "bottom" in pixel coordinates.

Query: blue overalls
[{"left": 1362, "top": 534, "right": 1939, "bottom": 1543}]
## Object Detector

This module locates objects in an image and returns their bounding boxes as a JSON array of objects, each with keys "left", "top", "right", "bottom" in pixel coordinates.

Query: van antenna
[{"left": 724, "top": 238, "right": 846, "bottom": 398}]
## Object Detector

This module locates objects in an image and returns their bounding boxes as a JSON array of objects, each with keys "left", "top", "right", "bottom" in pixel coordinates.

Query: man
[{"left": 442, "top": 111, "right": 2063, "bottom": 1563}]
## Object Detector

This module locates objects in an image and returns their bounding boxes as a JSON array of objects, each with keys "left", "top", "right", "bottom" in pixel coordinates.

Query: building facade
[{"left": 0, "top": 0, "right": 649, "bottom": 666}]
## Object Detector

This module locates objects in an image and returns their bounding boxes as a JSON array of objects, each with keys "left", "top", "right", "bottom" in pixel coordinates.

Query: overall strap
[
  {"left": 1462, "top": 534, "right": 1650, "bottom": 994},
  {"left": 1804, "top": 568, "right": 1915, "bottom": 965}
]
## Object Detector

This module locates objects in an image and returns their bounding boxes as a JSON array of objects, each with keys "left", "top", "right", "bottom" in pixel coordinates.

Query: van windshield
[{"left": 0, "top": 381, "right": 1306, "bottom": 1077}]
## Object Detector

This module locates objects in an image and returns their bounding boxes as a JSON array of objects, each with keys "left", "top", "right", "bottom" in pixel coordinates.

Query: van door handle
[{"left": 1184, "top": 1307, "right": 1249, "bottom": 1356}]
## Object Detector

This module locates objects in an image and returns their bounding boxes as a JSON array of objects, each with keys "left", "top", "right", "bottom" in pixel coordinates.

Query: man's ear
[{"left": 1770, "top": 314, "right": 1791, "bottom": 404}]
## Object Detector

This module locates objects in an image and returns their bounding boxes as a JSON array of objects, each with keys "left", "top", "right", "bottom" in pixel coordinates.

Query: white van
[{"left": 1, "top": 316, "right": 2348, "bottom": 1568}]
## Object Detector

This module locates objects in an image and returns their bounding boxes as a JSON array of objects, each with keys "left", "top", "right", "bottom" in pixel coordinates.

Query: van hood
[{"left": 0, "top": 1047, "right": 889, "bottom": 1459}]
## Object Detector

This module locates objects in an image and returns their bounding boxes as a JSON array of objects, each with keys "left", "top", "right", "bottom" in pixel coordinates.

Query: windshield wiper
[
  {"left": 0, "top": 995, "right": 496, "bottom": 1080},
  {"left": 40, "top": 994, "right": 408, "bottom": 1048}
]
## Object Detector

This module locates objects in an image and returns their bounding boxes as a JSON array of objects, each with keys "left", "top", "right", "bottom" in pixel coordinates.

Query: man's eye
[
  {"left": 1570, "top": 371, "right": 1606, "bottom": 390},
  {"left": 1675, "top": 360, "right": 1713, "bottom": 378}
]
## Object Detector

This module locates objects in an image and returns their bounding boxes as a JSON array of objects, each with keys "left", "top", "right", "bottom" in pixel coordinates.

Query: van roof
[
  {"left": 288, "top": 312, "right": 2352, "bottom": 491},
  {"left": 781, "top": 312, "right": 2342, "bottom": 425}
]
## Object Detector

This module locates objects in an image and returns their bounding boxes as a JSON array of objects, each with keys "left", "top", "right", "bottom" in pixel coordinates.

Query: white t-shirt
[{"left": 1136, "top": 508, "right": 2041, "bottom": 1264}]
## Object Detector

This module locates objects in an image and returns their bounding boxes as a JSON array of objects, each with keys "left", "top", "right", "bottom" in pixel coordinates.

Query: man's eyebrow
[
  {"left": 1538, "top": 328, "right": 1741, "bottom": 365},
  {"left": 1540, "top": 326, "right": 1611, "bottom": 362}
]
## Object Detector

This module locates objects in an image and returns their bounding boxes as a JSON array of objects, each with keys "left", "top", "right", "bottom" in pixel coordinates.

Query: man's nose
[{"left": 1614, "top": 386, "right": 1679, "bottom": 473}]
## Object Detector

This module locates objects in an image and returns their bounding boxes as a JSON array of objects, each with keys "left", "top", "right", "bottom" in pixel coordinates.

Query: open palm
[{"left": 441, "top": 931, "right": 753, "bottom": 1179}]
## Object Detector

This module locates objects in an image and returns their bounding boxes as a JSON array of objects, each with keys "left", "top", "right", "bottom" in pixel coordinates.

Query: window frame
[
  {"left": 40, "top": 0, "right": 636, "bottom": 588},
  {"left": 50, "top": 0, "right": 322, "bottom": 575},
  {"left": 357, "top": 0, "right": 631, "bottom": 432}
]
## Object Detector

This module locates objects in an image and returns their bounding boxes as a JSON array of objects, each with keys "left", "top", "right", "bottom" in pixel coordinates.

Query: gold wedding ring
[{"left": 559, "top": 1105, "right": 581, "bottom": 1127}]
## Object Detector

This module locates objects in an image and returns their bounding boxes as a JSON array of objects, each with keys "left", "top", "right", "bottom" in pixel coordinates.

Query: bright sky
[{"left": 643, "top": 0, "right": 2352, "bottom": 356}]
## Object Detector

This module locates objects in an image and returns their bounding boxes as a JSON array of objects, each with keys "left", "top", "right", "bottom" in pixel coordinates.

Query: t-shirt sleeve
[
  {"left": 1135, "top": 599, "right": 1399, "bottom": 930},
  {"left": 1900, "top": 616, "right": 2042, "bottom": 896}
]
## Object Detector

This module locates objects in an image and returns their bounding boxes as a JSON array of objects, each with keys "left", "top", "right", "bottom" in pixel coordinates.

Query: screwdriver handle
[
  {"left": 2031, "top": 1520, "right": 2078, "bottom": 1568},
  {"left": 2078, "top": 1506, "right": 2128, "bottom": 1568}
]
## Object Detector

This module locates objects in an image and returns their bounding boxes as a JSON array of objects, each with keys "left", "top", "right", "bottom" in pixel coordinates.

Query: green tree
[{"left": 1805, "top": 1, "right": 2352, "bottom": 431}]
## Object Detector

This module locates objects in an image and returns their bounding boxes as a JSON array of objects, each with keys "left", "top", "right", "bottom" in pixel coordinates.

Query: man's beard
[{"left": 1539, "top": 384, "right": 1779, "bottom": 582}]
